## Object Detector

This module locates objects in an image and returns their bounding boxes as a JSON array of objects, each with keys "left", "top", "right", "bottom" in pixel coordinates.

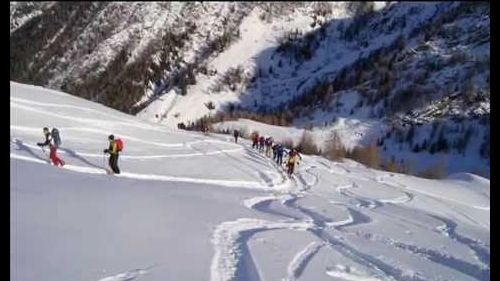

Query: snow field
[{"left": 11, "top": 82, "right": 489, "bottom": 281}]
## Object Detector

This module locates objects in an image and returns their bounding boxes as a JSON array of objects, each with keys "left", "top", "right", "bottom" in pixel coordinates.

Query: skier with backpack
[
  {"left": 272, "top": 143, "right": 279, "bottom": 161},
  {"left": 286, "top": 148, "right": 302, "bottom": 177},
  {"left": 103, "top": 134, "right": 123, "bottom": 174},
  {"left": 251, "top": 132, "right": 259, "bottom": 149},
  {"left": 275, "top": 144, "right": 285, "bottom": 166},
  {"left": 37, "top": 127, "right": 65, "bottom": 167},
  {"left": 233, "top": 129, "right": 240, "bottom": 143},
  {"left": 265, "top": 137, "right": 273, "bottom": 157},
  {"left": 259, "top": 136, "right": 265, "bottom": 153}
]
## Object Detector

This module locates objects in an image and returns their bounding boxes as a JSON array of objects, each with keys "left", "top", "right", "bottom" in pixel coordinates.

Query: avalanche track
[{"left": 11, "top": 82, "right": 489, "bottom": 281}]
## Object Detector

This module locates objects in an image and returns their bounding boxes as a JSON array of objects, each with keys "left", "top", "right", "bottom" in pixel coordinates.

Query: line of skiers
[
  {"left": 250, "top": 132, "right": 302, "bottom": 176},
  {"left": 36, "top": 126, "right": 299, "bottom": 177},
  {"left": 37, "top": 127, "right": 122, "bottom": 174}
]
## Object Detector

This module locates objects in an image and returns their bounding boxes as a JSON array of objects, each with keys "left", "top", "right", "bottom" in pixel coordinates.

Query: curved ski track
[
  {"left": 10, "top": 98, "right": 489, "bottom": 281},
  {"left": 209, "top": 146, "right": 489, "bottom": 281}
]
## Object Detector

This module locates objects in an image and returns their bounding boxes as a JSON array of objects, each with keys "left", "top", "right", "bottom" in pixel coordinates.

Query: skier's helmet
[
  {"left": 43, "top": 127, "right": 49, "bottom": 134},
  {"left": 108, "top": 134, "right": 114, "bottom": 140}
]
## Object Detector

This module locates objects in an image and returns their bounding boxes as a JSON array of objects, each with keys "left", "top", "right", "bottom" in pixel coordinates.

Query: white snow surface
[
  {"left": 213, "top": 118, "right": 386, "bottom": 150},
  {"left": 11, "top": 82, "right": 489, "bottom": 281}
]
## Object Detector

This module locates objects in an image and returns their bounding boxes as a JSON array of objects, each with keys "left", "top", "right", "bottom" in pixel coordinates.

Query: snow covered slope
[
  {"left": 136, "top": 2, "right": 356, "bottom": 126},
  {"left": 137, "top": 2, "right": 489, "bottom": 177},
  {"left": 137, "top": 3, "right": 352, "bottom": 126},
  {"left": 10, "top": 2, "right": 252, "bottom": 112},
  {"left": 11, "top": 2, "right": 489, "bottom": 177},
  {"left": 212, "top": 116, "right": 490, "bottom": 178},
  {"left": 213, "top": 117, "right": 386, "bottom": 150},
  {"left": 11, "top": 82, "right": 489, "bottom": 281}
]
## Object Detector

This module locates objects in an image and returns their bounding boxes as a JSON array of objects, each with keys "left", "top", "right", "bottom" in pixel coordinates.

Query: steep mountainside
[
  {"left": 10, "top": 2, "right": 489, "bottom": 177},
  {"left": 11, "top": 2, "right": 253, "bottom": 112},
  {"left": 10, "top": 2, "right": 359, "bottom": 113}
]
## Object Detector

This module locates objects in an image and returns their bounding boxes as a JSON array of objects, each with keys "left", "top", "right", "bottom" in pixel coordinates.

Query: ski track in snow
[
  {"left": 326, "top": 265, "right": 383, "bottom": 281},
  {"left": 393, "top": 240, "right": 489, "bottom": 281},
  {"left": 378, "top": 192, "right": 414, "bottom": 204},
  {"left": 11, "top": 90, "right": 490, "bottom": 281},
  {"left": 210, "top": 145, "right": 395, "bottom": 281},
  {"left": 430, "top": 215, "right": 490, "bottom": 270},
  {"left": 335, "top": 182, "right": 381, "bottom": 210},
  {"left": 12, "top": 138, "right": 490, "bottom": 281},
  {"left": 11, "top": 101, "right": 166, "bottom": 133},
  {"left": 97, "top": 268, "right": 149, "bottom": 281},
  {"left": 11, "top": 153, "right": 267, "bottom": 190},
  {"left": 210, "top": 218, "right": 313, "bottom": 281},
  {"left": 11, "top": 97, "right": 142, "bottom": 124},
  {"left": 212, "top": 152, "right": 359, "bottom": 279},
  {"left": 12, "top": 137, "right": 244, "bottom": 159},
  {"left": 243, "top": 194, "right": 294, "bottom": 210},
  {"left": 12, "top": 125, "right": 238, "bottom": 150},
  {"left": 376, "top": 174, "right": 490, "bottom": 211},
  {"left": 285, "top": 241, "right": 324, "bottom": 281},
  {"left": 210, "top": 143, "right": 489, "bottom": 281}
]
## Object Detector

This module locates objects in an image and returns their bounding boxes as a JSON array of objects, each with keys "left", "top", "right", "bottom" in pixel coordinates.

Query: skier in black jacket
[
  {"left": 37, "top": 127, "right": 65, "bottom": 167},
  {"left": 104, "top": 134, "right": 120, "bottom": 174},
  {"left": 233, "top": 129, "right": 240, "bottom": 143}
]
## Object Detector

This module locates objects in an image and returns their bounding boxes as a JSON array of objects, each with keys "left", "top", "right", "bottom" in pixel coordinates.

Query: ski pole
[
  {"left": 40, "top": 146, "right": 48, "bottom": 159},
  {"left": 39, "top": 145, "right": 51, "bottom": 164}
]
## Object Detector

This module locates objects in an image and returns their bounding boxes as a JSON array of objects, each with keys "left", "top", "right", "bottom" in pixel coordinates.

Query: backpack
[
  {"left": 115, "top": 138, "right": 124, "bottom": 152},
  {"left": 51, "top": 128, "right": 61, "bottom": 147}
]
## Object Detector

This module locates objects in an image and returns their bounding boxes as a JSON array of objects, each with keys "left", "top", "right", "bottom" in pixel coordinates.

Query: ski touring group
[
  {"left": 35, "top": 126, "right": 301, "bottom": 177},
  {"left": 36, "top": 127, "right": 124, "bottom": 175},
  {"left": 249, "top": 131, "right": 302, "bottom": 177}
]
